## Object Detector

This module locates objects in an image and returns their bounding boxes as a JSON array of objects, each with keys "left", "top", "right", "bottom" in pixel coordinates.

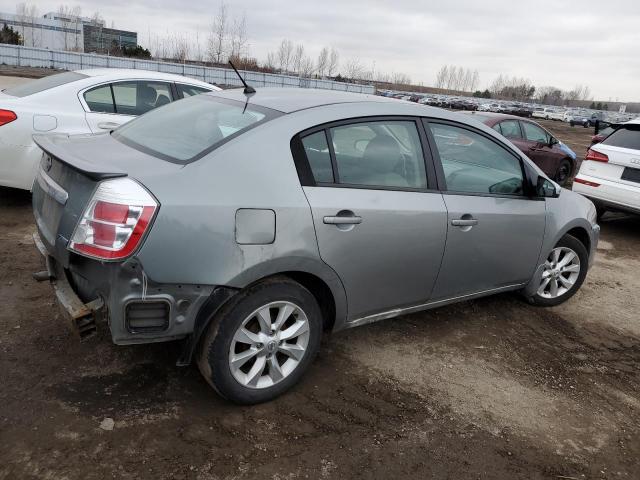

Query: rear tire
[
  {"left": 528, "top": 234, "right": 588, "bottom": 307},
  {"left": 197, "top": 277, "right": 322, "bottom": 404}
]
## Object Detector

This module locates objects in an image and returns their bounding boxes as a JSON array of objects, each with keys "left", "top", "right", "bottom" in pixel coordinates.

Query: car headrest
[{"left": 363, "top": 135, "right": 402, "bottom": 173}]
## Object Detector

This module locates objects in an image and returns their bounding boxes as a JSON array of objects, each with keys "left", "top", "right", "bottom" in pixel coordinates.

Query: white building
[{"left": 0, "top": 11, "right": 135, "bottom": 53}]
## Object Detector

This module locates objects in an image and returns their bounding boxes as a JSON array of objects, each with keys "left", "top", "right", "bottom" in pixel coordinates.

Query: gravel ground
[{"left": 0, "top": 76, "right": 639, "bottom": 479}]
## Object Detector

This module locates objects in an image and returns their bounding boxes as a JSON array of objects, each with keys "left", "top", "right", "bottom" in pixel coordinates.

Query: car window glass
[
  {"left": 114, "top": 95, "right": 276, "bottom": 163},
  {"left": 429, "top": 123, "right": 524, "bottom": 195},
  {"left": 499, "top": 120, "right": 522, "bottom": 139},
  {"left": 84, "top": 84, "right": 114, "bottom": 113},
  {"left": 112, "top": 81, "right": 173, "bottom": 116},
  {"left": 522, "top": 122, "right": 549, "bottom": 143},
  {"left": 177, "top": 84, "right": 211, "bottom": 98},
  {"left": 329, "top": 121, "right": 427, "bottom": 189},
  {"left": 3, "top": 71, "right": 87, "bottom": 97},
  {"left": 301, "top": 131, "right": 334, "bottom": 183},
  {"left": 601, "top": 127, "right": 640, "bottom": 150},
  {"left": 492, "top": 123, "right": 502, "bottom": 134}
]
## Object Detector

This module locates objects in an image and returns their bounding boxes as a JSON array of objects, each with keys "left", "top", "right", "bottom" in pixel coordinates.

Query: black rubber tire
[
  {"left": 554, "top": 159, "right": 573, "bottom": 186},
  {"left": 528, "top": 234, "right": 589, "bottom": 307},
  {"left": 196, "top": 276, "right": 322, "bottom": 405},
  {"left": 569, "top": 121, "right": 575, "bottom": 127}
]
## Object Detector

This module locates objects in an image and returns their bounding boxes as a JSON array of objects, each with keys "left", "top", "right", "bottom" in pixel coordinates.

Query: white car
[
  {"left": 548, "top": 109, "right": 567, "bottom": 121},
  {"left": 0, "top": 68, "right": 220, "bottom": 190},
  {"left": 573, "top": 119, "right": 640, "bottom": 217},
  {"left": 532, "top": 107, "right": 556, "bottom": 120}
]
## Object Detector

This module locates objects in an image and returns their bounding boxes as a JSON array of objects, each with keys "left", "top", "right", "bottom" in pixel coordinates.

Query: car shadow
[{"left": 0, "top": 186, "right": 32, "bottom": 207}]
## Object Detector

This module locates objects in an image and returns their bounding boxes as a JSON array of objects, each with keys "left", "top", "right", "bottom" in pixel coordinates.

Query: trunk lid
[{"left": 32, "top": 132, "right": 181, "bottom": 264}]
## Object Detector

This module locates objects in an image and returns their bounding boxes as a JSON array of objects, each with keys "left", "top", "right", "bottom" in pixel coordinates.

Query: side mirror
[
  {"left": 536, "top": 176, "right": 560, "bottom": 198},
  {"left": 548, "top": 137, "right": 558, "bottom": 147}
]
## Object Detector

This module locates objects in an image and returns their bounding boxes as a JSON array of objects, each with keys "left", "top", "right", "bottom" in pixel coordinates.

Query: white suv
[{"left": 573, "top": 119, "right": 640, "bottom": 217}]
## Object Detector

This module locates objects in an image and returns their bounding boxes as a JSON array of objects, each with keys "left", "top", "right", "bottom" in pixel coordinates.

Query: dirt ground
[{"left": 1, "top": 80, "right": 639, "bottom": 479}]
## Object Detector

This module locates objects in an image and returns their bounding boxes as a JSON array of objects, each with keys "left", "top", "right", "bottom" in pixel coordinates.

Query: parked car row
[{"left": 26, "top": 81, "right": 599, "bottom": 404}]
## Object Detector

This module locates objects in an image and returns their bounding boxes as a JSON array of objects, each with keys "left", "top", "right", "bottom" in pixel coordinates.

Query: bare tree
[
  {"left": 316, "top": 47, "right": 329, "bottom": 78},
  {"left": 327, "top": 47, "right": 339, "bottom": 77},
  {"left": 265, "top": 51, "right": 277, "bottom": 70},
  {"left": 299, "top": 55, "right": 315, "bottom": 78},
  {"left": 90, "top": 11, "right": 104, "bottom": 52},
  {"left": 57, "top": 4, "right": 73, "bottom": 50},
  {"left": 291, "top": 43, "right": 305, "bottom": 74},
  {"left": 229, "top": 12, "right": 248, "bottom": 59},
  {"left": 276, "top": 39, "right": 293, "bottom": 72},
  {"left": 207, "top": 2, "right": 228, "bottom": 64},
  {"left": 71, "top": 6, "right": 82, "bottom": 51},
  {"left": 344, "top": 57, "right": 363, "bottom": 80}
]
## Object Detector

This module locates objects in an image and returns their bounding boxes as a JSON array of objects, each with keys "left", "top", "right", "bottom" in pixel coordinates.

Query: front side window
[
  {"left": 84, "top": 84, "right": 114, "bottom": 113},
  {"left": 114, "top": 95, "right": 280, "bottom": 163},
  {"left": 498, "top": 120, "right": 522, "bottom": 139},
  {"left": 112, "top": 81, "right": 173, "bottom": 116},
  {"left": 177, "top": 84, "right": 211, "bottom": 98},
  {"left": 429, "top": 123, "right": 524, "bottom": 195},
  {"left": 522, "top": 122, "right": 549, "bottom": 143},
  {"left": 328, "top": 121, "right": 427, "bottom": 189}
]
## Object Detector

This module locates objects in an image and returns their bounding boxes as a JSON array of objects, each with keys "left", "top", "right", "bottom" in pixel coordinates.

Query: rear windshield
[
  {"left": 601, "top": 125, "right": 640, "bottom": 150},
  {"left": 113, "top": 95, "right": 281, "bottom": 163},
  {"left": 3, "top": 71, "right": 88, "bottom": 97}
]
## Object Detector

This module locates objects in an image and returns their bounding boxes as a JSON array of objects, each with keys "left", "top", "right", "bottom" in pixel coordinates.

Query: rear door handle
[
  {"left": 451, "top": 218, "right": 478, "bottom": 227},
  {"left": 323, "top": 215, "right": 363, "bottom": 225}
]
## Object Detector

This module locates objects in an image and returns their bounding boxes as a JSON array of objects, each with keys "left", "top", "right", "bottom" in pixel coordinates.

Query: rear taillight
[
  {"left": 585, "top": 148, "right": 608, "bottom": 163},
  {"left": 0, "top": 109, "right": 17, "bottom": 126},
  {"left": 70, "top": 178, "right": 158, "bottom": 260},
  {"left": 574, "top": 177, "right": 601, "bottom": 187}
]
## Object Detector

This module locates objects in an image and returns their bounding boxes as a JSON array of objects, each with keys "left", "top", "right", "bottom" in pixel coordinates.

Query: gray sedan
[{"left": 32, "top": 88, "right": 600, "bottom": 404}]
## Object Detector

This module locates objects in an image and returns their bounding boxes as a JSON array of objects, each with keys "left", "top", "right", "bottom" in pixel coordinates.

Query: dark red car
[{"left": 465, "top": 112, "right": 577, "bottom": 185}]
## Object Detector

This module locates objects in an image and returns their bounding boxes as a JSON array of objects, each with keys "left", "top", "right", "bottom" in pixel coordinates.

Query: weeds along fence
[{"left": 0, "top": 44, "right": 376, "bottom": 94}]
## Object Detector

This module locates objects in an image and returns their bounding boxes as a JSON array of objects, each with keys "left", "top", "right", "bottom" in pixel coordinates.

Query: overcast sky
[{"left": 2, "top": 0, "right": 639, "bottom": 101}]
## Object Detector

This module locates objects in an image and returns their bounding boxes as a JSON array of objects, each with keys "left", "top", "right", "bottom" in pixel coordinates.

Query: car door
[
  {"left": 424, "top": 120, "right": 546, "bottom": 300},
  {"left": 82, "top": 80, "right": 174, "bottom": 133},
  {"left": 294, "top": 118, "right": 448, "bottom": 321},
  {"left": 520, "top": 120, "right": 563, "bottom": 176}
]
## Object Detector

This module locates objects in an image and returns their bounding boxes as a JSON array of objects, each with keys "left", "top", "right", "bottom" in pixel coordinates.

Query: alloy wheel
[
  {"left": 537, "top": 247, "right": 581, "bottom": 299},
  {"left": 228, "top": 301, "right": 310, "bottom": 389}
]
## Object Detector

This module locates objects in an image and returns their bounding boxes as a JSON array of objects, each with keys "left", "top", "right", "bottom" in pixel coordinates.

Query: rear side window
[
  {"left": 3, "top": 71, "right": 87, "bottom": 97},
  {"left": 301, "top": 132, "right": 334, "bottom": 183},
  {"left": 112, "top": 81, "right": 173, "bottom": 116},
  {"left": 114, "top": 95, "right": 280, "bottom": 163},
  {"left": 602, "top": 127, "right": 640, "bottom": 150},
  {"left": 84, "top": 85, "right": 115, "bottom": 113},
  {"left": 521, "top": 122, "right": 549, "bottom": 143},
  {"left": 328, "top": 121, "right": 427, "bottom": 189},
  {"left": 499, "top": 120, "right": 522, "bottom": 139},
  {"left": 429, "top": 123, "right": 523, "bottom": 195},
  {"left": 177, "top": 84, "right": 211, "bottom": 98}
]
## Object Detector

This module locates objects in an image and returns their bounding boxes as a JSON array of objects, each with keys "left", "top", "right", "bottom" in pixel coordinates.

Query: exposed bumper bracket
[{"left": 33, "top": 232, "right": 104, "bottom": 341}]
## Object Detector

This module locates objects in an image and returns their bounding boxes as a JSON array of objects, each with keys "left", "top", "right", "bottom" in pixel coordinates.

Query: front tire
[
  {"left": 554, "top": 159, "right": 573, "bottom": 186},
  {"left": 197, "top": 277, "right": 323, "bottom": 404},
  {"left": 528, "top": 234, "right": 588, "bottom": 307}
]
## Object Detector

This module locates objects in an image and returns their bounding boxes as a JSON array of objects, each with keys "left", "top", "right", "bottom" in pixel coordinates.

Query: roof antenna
[{"left": 228, "top": 60, "right": 256, "bottom": 94}]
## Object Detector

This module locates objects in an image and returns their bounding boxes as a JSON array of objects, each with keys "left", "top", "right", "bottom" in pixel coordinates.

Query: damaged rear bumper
[{"left": 33, "top": 232, "right": 104, "bottom": 340}]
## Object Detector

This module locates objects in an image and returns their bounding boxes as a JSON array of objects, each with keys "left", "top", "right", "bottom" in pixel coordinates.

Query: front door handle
[
  {"left": 97, "top": 121, "right": 120, "bottom": 130},
  {"left": 323, "top": 215, "right": 363, "bottom": 225},
  {"left": 451, "top": 218, "right": 478, "bottom": 227}
]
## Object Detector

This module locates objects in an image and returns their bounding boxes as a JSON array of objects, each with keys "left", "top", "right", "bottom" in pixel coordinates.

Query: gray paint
[
  {"left": 31, "top": 88, "right": 599, "bottom": 345},
  {"left": 235, "top": 209, "right": 276, "bottom": 245}
]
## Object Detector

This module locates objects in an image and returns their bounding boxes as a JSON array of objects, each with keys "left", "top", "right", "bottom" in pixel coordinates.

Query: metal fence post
[{"left": 17, "top": 46, "right": 20, "bottom": 67}]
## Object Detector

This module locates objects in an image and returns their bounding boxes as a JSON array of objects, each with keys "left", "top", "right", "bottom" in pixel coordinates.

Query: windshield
[
  {"left": 113, "top": 95, "right": 281, "bottom": 163},
  {"left": 3, "top": 71, "right": 88, "bottom": 97}
]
